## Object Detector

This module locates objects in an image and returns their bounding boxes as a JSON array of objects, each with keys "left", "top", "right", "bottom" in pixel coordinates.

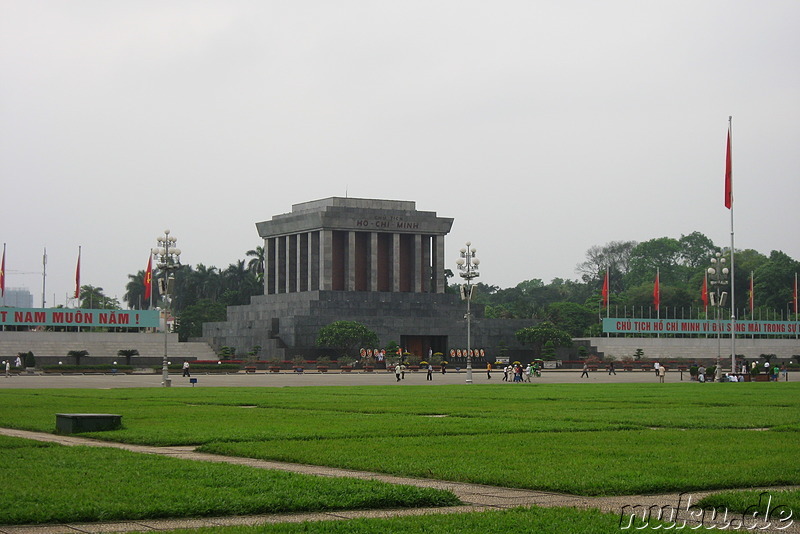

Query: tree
[
  {"left": 546, "top": 302, "right": 595, "bottom": 337},
  {"left": 678, "top": 232, "right": 717, "bottom": 268},
  {"left": 117, "top": 349, "right": 139, "bottom": 366},
  {"left": 124, "top": 270, "right": 150, "bottom": 310},
  {"left": 753, "top": 250, "right": 800, "bottom": 311},
  {"left": 246, "top": 246, "right": 265, "bottom": 281},
  {"left": 625, "top": 237, "right": 682, "bottom": 288},
  {"left": 78, "top": 286, "right": 120, "bottom": 310},
  {"left": 67, "top": 350, "right": 89, "bottom": 366},
  {"left": 316, "top": 321, "right": 379, "bottom": 360},
  {"left": 576, "top": 240, "right": 637, "bottom": 282},
  {"left": 515, "top": 321, "right": 573, "bottom": 355},
  {"left": 175, "top": 299, "right": 228, "bottom": 341}
]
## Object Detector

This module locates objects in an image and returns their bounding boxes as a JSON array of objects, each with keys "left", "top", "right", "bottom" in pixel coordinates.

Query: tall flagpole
[
  {"left": 727, "top": 116, "right": 736, "bottom": 373},
  {"left": 794, "top": 272, "right": 798, "bottom": 340},
  {"left": 42, "top": 248, "right": 47, "bottom": 308}
]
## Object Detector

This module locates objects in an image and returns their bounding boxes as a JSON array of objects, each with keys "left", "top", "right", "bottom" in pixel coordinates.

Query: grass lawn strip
[
  {"left": 199, "top": 428, "right": 800, "bottom": 496},
  {"left": 0, "top": 435, "right": 459, "bottom": 526},
  {"left": 160, "top": 506, "right": 655, "bottom": 534}
]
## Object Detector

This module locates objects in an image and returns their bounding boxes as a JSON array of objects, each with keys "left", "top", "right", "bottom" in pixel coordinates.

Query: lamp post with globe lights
[
  {"left": 707, "top": 252, "right": 729, "bottom": 376},
  {"left": 152, "top": 229, "right": 181, "bottom": 387},
  {"left": 456, "top": 242, "right": 480, "bottom": 384}
]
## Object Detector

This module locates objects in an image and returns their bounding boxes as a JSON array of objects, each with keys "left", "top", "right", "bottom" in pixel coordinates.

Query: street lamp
[
  {"left": 456, "top": 241, "right": 480, "bottom": 384},
  {"left": 153, "top": 229, "right": 182, "bottom": 387},
  {"left": 707, "top": 252, "right": 729, "bottom": 376}
]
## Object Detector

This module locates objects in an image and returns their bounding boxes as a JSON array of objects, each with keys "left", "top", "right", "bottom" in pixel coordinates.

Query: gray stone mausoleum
[{"left": 201, "top": 197, "right": 534, "bottom": 362}]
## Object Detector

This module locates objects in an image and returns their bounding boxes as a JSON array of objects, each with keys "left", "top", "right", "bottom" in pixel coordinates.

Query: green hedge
[
  {"left": 41, "top": 365, "right": 134, "bottom": 372},
  {"left": 152, "top": 363, "right": 243, "bottom": 372}
]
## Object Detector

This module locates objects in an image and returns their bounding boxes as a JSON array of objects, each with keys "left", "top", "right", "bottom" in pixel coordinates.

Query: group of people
[
  {"left": 497, "top": 362, "right": 540, "bottom": 382},
  {"left": 758, "top": 361, "right": 789, "bottom": 381},
  {"left": 4, "top": 355, "right": 23, "bottom": 377}
]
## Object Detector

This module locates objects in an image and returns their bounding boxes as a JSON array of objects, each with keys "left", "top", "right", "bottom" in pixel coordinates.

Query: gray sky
[{"left": 2, "top": 0, "right": 799, "bottom": 308}]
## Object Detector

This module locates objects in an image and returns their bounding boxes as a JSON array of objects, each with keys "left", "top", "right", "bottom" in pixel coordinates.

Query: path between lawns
[{"left": 0, "top": 428, "right": 797, "bottom": 534}]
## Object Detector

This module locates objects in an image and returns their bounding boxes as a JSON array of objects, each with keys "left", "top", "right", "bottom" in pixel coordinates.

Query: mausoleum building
[{"left": 201, "top": 197, "right": 534, "bottom": 362}]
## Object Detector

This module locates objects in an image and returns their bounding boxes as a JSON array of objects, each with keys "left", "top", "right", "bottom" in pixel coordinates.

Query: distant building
[
  {"left": 1, "top": 287, "right": 34, "bottom": 308},
  {"left": 201, "top": 197, "right": 536, "bottom": 362}
]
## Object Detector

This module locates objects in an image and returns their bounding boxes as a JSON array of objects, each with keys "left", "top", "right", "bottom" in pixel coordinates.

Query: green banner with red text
[{"left": 0, "top": 308, "right": 159, "bottom": 328}]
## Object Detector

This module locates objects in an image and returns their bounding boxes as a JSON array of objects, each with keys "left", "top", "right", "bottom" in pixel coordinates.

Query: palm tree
[
  {"left": 124, "top": 270, "right": 150, "bottom": 310},
  {"left": 246, "top": 246, "right": 265, "bottom": 281},
  {"left": 117, "top": 349, "right": 139, "bottom": 366},
  {"left": 67, "top": 350, "right": 89, "bottom": 366}
]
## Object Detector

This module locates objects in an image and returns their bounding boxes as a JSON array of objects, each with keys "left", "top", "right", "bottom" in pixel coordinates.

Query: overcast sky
[{"left": 1, "top": 1, "right": 799, "bottom": 308}]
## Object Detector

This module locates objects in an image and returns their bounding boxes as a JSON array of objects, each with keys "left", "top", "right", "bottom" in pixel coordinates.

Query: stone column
[
  {"left": 392, "top": 233, "right": 401, "bottom": 292},
  {"left": 370, "top": 232, "right": 379, "bottom": 292},
  {"left": 310, "top": 231, "right": 320, "bottom": 291},
  {"left": 277, "top": 235, "right": 287, "bottom": 294},
  {"left": 288, "top": 234, "right": 298, "bottom": 293},
  {"left": 347, "top": 231, "right": 356, "bottom": 291},
  {"left": 298, "top": 233, "right": 308, "bottom": 292},
  {"left": 414, "top": 234, "right": 423, "bottom": 293},
  {"left": 433, "top": 234, "right": 446, "bottom": 294},
  {"left": 320, "top": 229, "right": 333, "bottom": 291},
  {"left": 264, "top": 237, "right": 275, "bottom": 295}
]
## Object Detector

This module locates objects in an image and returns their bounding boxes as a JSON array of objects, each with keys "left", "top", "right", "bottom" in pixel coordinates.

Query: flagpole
[
  {"left": 656, "top": 268, "right": 660, "bottom": 339},
  {"left": 42, "top": 248, "right": 47, "bottom": 308},
  {"left": 794, "top": 272, "right": 798, "bottom": 340},
  {"left": 727, "top": 116, "right": 736, "bottom": 373},
  {"left": 1, "top": 243, "right": 6, "bottom": 308}
]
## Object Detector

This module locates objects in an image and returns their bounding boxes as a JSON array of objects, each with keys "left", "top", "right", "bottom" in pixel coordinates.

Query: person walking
[
  {"left": 486, "top": 362, "right": 492, "bottom": 379},
  {"left": 658, "top": 365, "right": 666, "bottom": 383},
  {"left": 4, "top": 360, "right": 9, "bottom": 377},
  {"left": 426, "top": 363, "right": 433, "bottom": 381},
  {"left": 502, "top": 365, "right": 509, "bottom": 382},
  {"left": 525, "top": 364, "right": 532, "bottom": 382},
  {"left": 182, "top": 361, "right": 191, "bottom": 377},
  {"left": 608, "top": 361, "right": 616, "bottom": 375},
  {"left": 395, "top": 363, "right": 401, "bottom": 382},
  {"left": 781, "top": 363, "right": 788, "bottom": 381},
  {"left": 580, "top": 362, "right": 589, "bottom": 378}
]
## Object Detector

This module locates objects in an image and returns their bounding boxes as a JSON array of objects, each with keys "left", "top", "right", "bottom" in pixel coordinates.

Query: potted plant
[
  {"left": 292, "top": 355, "right": 306, "bottom": 373},
  {"left": 267, "top": 357, "right": 282, "bottom": 373},
  {"left": 338, "top": 356, "right": 354, "bottom": 372},
  {"left": 405, "top": 353, "right": 421, "bottom": 371},
  {"left": 316, "top": 356, "right": 331, "bottom": 373},
  {"left": 689, "top": 366, "right": 698, "bottom": 381},
  {"left": 21, "top": 352, "right": 36, "bottom": 374}
]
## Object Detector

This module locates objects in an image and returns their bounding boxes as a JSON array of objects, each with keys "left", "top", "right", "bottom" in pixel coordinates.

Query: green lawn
[
  {"left": 0, "top": 435, "right": 459, "bottom": 525},
  {"left": 166, "top": 506, "right": 637, "bottom": 534},
  {"left": 0, "top": 383, "right": 797, "bottom": 525}
]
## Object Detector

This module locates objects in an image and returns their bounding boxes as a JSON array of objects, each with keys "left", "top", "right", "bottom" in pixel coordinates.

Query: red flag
[
  {"left": 653, "top": 271, "right": 660, "bottom": 309},
  {"left": 74, "top": 247, "right": 81, "bottom": 299},
  {"left": 144, "top": 255, "right": 153, "bottom": 301},
  {"left": 601, "top": 269, "right": 609, "bottom": 308},
  {"left": 749, "top": 272, "right": 754, "bottom": 313},
  {"left": 0, "top": 245, "right": 5, "bottom": 298},
  {"left": 724, "top": 125, "right": 733, "bottom": 209},
  {"left": 701, "top": 273, "right": 708, "bottom": 311}
]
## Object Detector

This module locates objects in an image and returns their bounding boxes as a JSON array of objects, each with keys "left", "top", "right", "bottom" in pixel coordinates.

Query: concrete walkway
[
  {"left": 0, "top": 428, "right": 797, "bottom": 534},
  {"left": 0, "top": 367, "right": 700, "bottom": 389}
]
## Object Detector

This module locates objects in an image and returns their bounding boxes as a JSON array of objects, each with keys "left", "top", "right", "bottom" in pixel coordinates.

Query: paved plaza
[{"left": 0, "top": 367, "right": 699, "bottom": 389}]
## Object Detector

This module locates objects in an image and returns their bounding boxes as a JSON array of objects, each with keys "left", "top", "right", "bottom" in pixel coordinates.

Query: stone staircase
[{"left": 0, "top": 331, "right": 217, "bottom": 367}]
